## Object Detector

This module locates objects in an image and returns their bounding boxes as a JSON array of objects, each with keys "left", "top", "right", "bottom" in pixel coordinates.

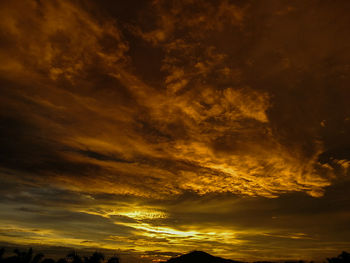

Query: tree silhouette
[
  {"left": 66, "top": 252, "right": 82, "bottom": 263},
  {"left": 41, "top": 259, "right": 55, "bottom": 263},
  {"left": 56, "top": 258, "right": 68, "bottom": 263},
  {"left": 12, "top": 248, "right": 43, "bottom": 263},
  {"left": 0, "top": 248, "right": 5, "bottom": 263},
  {"left": 0, "top": 248, "right": 5, "bottom": 262},
  {"left": 327, "top": 251, "right": 350, "bottom": 263},
  {"left": 83, "top": 253, "right": 104, "bottom": 263},
  {"left": 2, "top": 247, "right": 348, "bottom": 263},
  {"left": 107, "top": 256, "right": 119, "bottom": 263},
  {"left": 0, "top": 249, "right": 122, "bottom": 263}
]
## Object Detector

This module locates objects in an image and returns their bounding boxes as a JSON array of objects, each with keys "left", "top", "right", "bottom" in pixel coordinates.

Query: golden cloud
[{"left": 0, "top": 0, "right": 335, "bottom": 200}]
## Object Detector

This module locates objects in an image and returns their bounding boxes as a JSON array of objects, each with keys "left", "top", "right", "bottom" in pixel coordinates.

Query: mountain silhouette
[{"left": 165, "top": 251, "right": 244, "bottom": 263}]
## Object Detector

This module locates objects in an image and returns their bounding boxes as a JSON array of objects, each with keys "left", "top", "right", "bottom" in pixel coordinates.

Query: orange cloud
[{"left": 1, "top": 0, "right": 350, "bottom": 260}]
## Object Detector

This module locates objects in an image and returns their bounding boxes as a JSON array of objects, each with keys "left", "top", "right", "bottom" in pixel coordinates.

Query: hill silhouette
[
  {"left": 165, "top": 251, "right": 243, "bottom": 263},
  {"left": 0, "top": 248, "right": 349, "bottom": 263}
]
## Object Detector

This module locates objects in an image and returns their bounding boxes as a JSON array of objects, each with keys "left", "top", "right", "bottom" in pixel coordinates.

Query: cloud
[
  {"left": 1, "top": 0, "right": 350, "bottom": 261},
  {"left": 1, "top": 0, "right": 342, "bottom": 200}
]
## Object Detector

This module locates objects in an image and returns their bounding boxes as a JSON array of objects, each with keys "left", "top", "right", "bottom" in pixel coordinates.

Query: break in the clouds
[{"left": 0, "top": 0, "right": 350, "bottom": 261}]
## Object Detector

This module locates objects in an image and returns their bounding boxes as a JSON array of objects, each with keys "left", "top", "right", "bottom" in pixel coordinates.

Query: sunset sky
[{"left": 0, "top": 0, "right": 350, "bottom": 262}]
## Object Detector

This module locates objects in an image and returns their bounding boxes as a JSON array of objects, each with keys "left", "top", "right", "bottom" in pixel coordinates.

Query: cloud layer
[{"left": 1, "top": 0, "right": 350, "bottom": 261}]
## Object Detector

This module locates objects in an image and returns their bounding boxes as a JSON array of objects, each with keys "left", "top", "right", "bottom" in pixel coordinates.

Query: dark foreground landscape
[
  {"left": 1, "top": 249, "right": 349, "bottom": 263},
  {"left": 1, "top": 0, "right": 350, "bottom": 262}
]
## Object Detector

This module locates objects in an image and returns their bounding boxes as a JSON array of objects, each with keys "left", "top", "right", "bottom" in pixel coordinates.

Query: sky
[{"left": 0, "top": 0, "right": 350, "bottom": 262}]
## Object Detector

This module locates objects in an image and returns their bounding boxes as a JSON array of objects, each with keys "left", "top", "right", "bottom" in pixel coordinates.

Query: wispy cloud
[{"left": 1, "top": 0, "right": 350, "bottom": 261}]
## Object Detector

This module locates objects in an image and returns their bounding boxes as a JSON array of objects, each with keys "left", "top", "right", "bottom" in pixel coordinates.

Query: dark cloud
[{"left": 0, "top": 0, "right": 350, "bottom": 262}]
